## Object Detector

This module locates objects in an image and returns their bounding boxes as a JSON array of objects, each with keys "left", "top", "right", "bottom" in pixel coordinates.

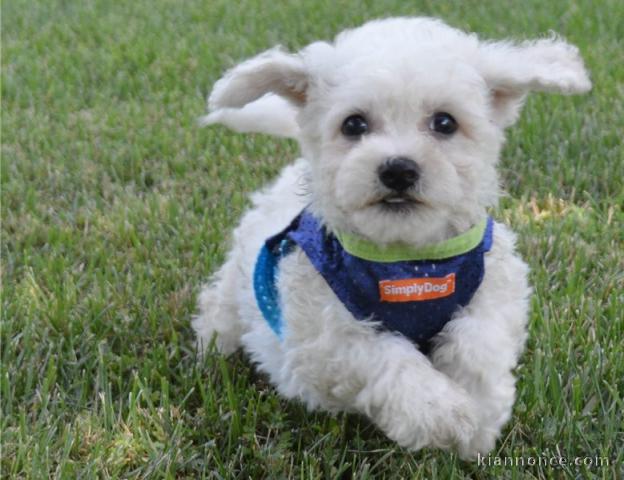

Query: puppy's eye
[
  {"left": 429, "top": 112, "right": 458, "bottom": 135},
  {"left": 341, "top": 114, "right": 369, "bottom": 138}
]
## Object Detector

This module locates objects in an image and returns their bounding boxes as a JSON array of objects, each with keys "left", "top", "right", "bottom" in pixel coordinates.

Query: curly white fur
[{"left": 192, "top": 17, "right": 590, "bottom": 458}]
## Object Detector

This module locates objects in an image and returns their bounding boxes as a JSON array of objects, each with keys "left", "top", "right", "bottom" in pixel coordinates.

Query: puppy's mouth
[{"left": 376, "top": 193, "right": 423, "bottom": 212}]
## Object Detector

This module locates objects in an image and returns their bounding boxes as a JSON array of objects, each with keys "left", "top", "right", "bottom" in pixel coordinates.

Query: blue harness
[{"left": 254, "top": 209, "right": 493, "bottom": 351}]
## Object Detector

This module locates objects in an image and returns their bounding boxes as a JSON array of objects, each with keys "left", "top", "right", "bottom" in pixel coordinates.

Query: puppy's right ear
[
  {"left": 208, "top": 47, "right": 308, "bottom": 111},
  {"left": 478, "top": 37, "right": 591, "bottom": 127}
]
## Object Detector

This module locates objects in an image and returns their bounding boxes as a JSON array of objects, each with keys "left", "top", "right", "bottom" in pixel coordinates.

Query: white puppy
[{"left": 193, "top": 17, "right": 590, "bottom": 458}]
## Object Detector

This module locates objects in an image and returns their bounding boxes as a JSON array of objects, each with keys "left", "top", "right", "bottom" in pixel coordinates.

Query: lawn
[{"left": 1, "top": 0, "right": 622, "bottom": 478}]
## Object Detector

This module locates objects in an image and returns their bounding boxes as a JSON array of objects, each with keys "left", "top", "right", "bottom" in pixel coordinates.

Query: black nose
[{"left": 378, "top": 157, "right": 420, "bottom": 192}]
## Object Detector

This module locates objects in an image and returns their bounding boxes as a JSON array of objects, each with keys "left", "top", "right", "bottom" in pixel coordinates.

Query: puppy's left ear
[
  {"left": 479, "top": 37, "right": 592, "bottom": 127},
  {"left": 208, "top": 47, "right": 308, "bottom": 111},
  {"left": 201, "top": 47, "right": 308, "bottom": 137}
]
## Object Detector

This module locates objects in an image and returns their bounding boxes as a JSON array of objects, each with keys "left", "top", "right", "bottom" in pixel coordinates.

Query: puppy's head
[{"left": 207, "top": 17, "right": 591, "bottom": 245}]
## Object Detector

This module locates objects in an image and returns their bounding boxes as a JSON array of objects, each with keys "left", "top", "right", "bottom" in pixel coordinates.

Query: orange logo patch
[{"left": 379, "top": 274, "right": 456, "bottom": 302}]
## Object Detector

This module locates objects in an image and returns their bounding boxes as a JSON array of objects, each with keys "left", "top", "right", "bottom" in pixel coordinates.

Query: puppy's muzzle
[{"left": 378, "top": 156, "right": 420, "bottom": 192}]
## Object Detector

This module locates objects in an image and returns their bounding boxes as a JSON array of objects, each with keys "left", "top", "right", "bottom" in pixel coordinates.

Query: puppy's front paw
[
  {"left": 372, "top": 379, "right": 479, "bottom": 453},
  {"left": 456, "top": 426, "right": 498, "bottom": 460},
  {"left": 426, "top": 392, "right": 479, "bottom": 453}
]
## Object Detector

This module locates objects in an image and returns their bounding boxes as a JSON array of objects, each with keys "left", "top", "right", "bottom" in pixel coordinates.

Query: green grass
[{"left": 2, "top": 0, "right": 622, "bottom": 478}]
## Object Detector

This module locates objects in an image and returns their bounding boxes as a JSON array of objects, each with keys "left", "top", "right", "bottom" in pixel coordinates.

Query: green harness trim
[{"left": 334, "top": 219, "right": 488, "bottom": 263}]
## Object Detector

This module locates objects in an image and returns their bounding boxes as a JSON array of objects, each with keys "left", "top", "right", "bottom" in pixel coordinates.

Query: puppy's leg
[
  {"left": 278, "top": 323, "right": 481, "bottom": 452},
  {"left": 192, "top": 254, "right": 245, "bottom": 355},
  {"left": 274, "top": 252, "right": 480, "bottom": 453},
  {"left": 430, "top": 315, "right": 524, "bottom": 458},
  {"left": 193, "top": 160, "right": 310, "bottom": 356},
  {"left": 430, "top": 226, "right": 530, "bottom": 458},
  {"left": 353, "top": 335, "right": 480, "bottom": 452}
]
